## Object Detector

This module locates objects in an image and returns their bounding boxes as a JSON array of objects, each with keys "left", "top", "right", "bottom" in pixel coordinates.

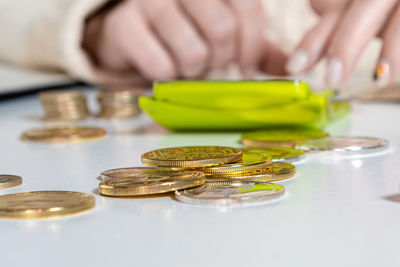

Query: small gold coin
[
  {"left": 0, "top": 175, "right": 22, "bottom": 189},
  {"left": 100, "top": 167, "right": 175, "bottom": 180},
  {"left": 98, "top": 171, "right": 206, "bottom": 196},
  {"left": 141, "top": 146, "right": 242, "bottom": 168},
  {"left": 175, "top": 181, "right": 285, "bottom": 206},
  {"left": 202, "top": 152, "right": 272, "bottom": 177},
  {"left": 241, "top": 128, "right": 329, "bottom": 148},
  {"left": 21, "top": 126, "right": 106, "bottom": 143},
  {"left": 0, "top": 191, "right": 95, "bottom": 219},
  {"left": 242, "top": 147, "right": 305, "bottom": 163},
  {"left": 207, "top": 162, "right": 296, "bottom": 183}
]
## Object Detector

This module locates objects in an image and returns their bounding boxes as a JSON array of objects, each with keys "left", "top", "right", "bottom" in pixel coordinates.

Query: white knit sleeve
[{"left": 0, "top": 0, "right": 138, "bottom": 85}]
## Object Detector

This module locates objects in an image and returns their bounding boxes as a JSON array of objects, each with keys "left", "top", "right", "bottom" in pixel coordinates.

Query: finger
[
  {"left": 374, "top": 3, "right": 400, "bottom": 87},
  {"left": 286, "top": 10, "right": 343, "bottom": 75},
  {"left": 228, "top": 0, "right": 265, "bottom": 75},
  {"left": 104, "top": 1, "right": 177, "bottom": 80},
  {"left": 325, "top": 0, "right": 397, "bottom": 87},
  {"left": 141, "top": 0, "right": 209, "bottom": 78},
  {"left": 180, "top": 0, "right": 236, "bottom": 69},
  {"left": 310, "top": 0, "right": 349, "bottom": 16},
  {"left": 260, "top": 40, "right": 288, "bottom": 76}
]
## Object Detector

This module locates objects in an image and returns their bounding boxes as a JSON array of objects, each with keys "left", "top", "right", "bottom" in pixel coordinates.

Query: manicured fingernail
[
  {"left": 374, "top": 58, "right": 391, "bottom": 88},
  {"left": 286, "top": 49, "right": 308, "bottom": 74},
  {"left": 326, "top": 58, "right": 343, "bottom": 88}
]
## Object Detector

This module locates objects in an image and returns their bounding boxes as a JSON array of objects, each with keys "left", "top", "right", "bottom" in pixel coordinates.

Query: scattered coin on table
[
  {"left": 241, "top": 128, "right": 329, "bottom": 148},
  {"left": 175, "top": 181, "right": 285, "bottom": 206},
  {"left": 295, "top": 136, "right": 389, "bottom": 154},
  {"left": 0, "top": 191, "right": 95, "bottom": 219},
  {"left": 207, "top": 162, "right": 296, "bottom": 183},
  {"left": 98, "top": 171, "right": 206, "bottom": 196},
  {"left": 21, "top": 126, "right": 106, "bottom": 143},
  {"left": 201, "top": 151, "right": 272, "bottom": 177},
  {"left": 241, "top": 147, "right": 305, "bottom": 163},
  {"left": 0, "top": 175, "right": 22, "bottom": 190},
  {"left": 141, "top": 146, "right": 242, "bottom": 168},
  {"left": 100, "top": 167, "right": 176, "bottom": 180}
]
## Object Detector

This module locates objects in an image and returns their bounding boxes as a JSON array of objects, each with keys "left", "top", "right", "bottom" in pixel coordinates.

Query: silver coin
[
  {"left": 175, "top": 181, "right": 285, "bottom": 207},
  {"left": 295, "top": 136, "right": 389, "bottom": 154}
]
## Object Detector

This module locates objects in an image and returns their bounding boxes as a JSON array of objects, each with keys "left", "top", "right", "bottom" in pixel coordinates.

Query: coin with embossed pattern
[
  {"left": 98, "top": 171, "right": 205, "bottom": 196},
  {"left": 141, "top": 146, "right": 242, "bottom": 168}
]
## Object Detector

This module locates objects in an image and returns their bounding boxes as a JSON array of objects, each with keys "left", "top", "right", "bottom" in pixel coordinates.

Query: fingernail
[
  {"left": 374, "top": 58, "right": 391, "bottom": 88},
  {"left": 326, "top": 58, "right": 343, "bottom": 88},
  {"left": 286, "top": 49, "right": 308, "bottom": 74}
]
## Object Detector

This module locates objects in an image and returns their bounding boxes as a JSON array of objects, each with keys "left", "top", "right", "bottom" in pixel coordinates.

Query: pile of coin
[
  {"left": 98, "top": 146, "right": 297, "bottom": 207},
  {"left": 39, "top": 90, "right": 89, "bottom": 121},
  {"left": 97, "top": 89, "right": 141, "bottom": 119}
]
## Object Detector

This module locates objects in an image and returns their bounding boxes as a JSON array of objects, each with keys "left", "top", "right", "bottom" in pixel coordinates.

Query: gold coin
[
  {"left": 242, "top": 147, "right": 305, "bottom": 163},
  {"left": 206, "top": 162, "right": 296, "bottom": 183},
  {"left": 21, "top": 126, "right": 106, "bottom": 143},
  {"left": 97, "top": 89, "right": 141, "bottom": 119},
  {"left": 141, "top": 146, "right": 242, "bottom": 168},
  {"left": 98, "top": 171, "right": 206, "bottom": 196},
  {"left": 100, "top": 167, "right": 176, "bottom": 180},
  {"left": 0, "top": 175, "right": 22, "bottom": 189},
  {"left": 0, "top": 191, "right": 95, "bottom": 219},
  {"left": 241, "top": 128, "right": 329, "bottom": 148},
  {"left": 202, "top": 152, "right": 272, "bottom": 177}
]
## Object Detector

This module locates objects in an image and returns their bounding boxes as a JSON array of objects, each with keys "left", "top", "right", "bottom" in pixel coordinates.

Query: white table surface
[{"left": 1, "top": 92, "right": 400, "bottom": 267}]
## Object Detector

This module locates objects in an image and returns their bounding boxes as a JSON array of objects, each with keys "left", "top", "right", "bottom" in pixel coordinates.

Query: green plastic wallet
[{"left": 139, "top": 80, "right": 348, "bottom": 131}]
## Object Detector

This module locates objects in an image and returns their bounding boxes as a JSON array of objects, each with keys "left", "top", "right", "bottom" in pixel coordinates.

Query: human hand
[
  {"left": 286, "top": 0, "right": 400, "bottom": 88},
  {"left": 83, "top": 0, "right": 266, "bottom": 82}
]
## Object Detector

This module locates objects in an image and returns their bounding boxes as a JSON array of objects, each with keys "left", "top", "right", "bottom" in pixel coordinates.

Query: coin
[
  {"left": 295, "top": 136, "right": 389, "bottom": 154},
  {"left": 100, "top": 167, "right": 176, "bottom": 180},
  {"left": 0, "top": 191, "right": 95, "bottom": 219},
  {"left": 97, "top": 89, "right": 141, "bottom": 119},
  {"left": 241, "top": 128, "right": 329, "bottom": 148},
  {"left": 98, "top": 171, "right": 206, "bottom": 196},
  {"left": 21, "top": 126, "right": 106, "bottom": 143},
  {"left": 202, "top": 152, "right": 272, "bottom": 177},
  {"left": 141, "top": 146, "right": 242, "bottom": 168},
  {"left": 39, "top": 90, "right": 89, "bottom": 121},
  {"left": 0, "top": 175, "right": 22, "bottom": 189},
  {"left": 241, "top": 147, "right": 305, "bottom": 163},
  {"left": 206, "top": 162, "right": 296, "bottom": 183},
  {"left": 175, "top": 181, "right": 285, "bottom": 206}
]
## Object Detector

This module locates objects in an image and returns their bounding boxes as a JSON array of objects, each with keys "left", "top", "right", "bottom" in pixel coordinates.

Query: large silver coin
[
  {"left": 295, "top": 136, "right": 389, "bottom": 154},
  {"left": 175, "top": 181, "right": 285, "bottom": 207}
]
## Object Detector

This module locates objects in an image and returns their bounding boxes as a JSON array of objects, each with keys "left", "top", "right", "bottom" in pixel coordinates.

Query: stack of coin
[
  {"left": 99, "top": 146, "right": 296, "bottom": 207},
  {"left": 97, "top": 89, "right": 141, "bottom": 119},
  {"left": 39, "top": 90, "right": 89, "bottom": 121}
]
